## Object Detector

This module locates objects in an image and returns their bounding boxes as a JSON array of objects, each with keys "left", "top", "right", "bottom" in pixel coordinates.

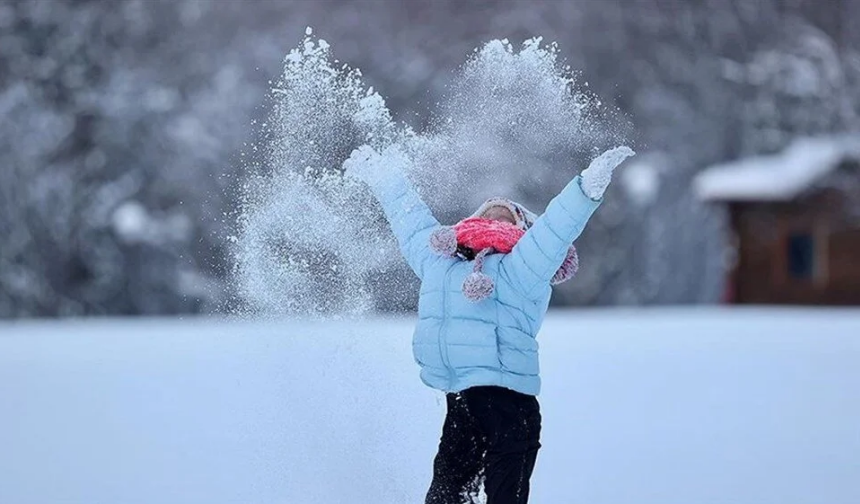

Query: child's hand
[
  {"left": 579, "top": 146, "right": 636, "bottom": 200},
  {"left": 343, "top": 145, "right": 380, "bottom": 182},
  {"left": 343, "top": 144, "right": 410, "bottom": 188}
]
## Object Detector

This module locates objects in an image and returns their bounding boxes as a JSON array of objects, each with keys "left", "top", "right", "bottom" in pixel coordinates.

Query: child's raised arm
[
  {"left": 501, "top": 147, "right": 635, "bottom": 301},
  {"left": 344, "top": 145, "right": 442, "bottom": 280}
]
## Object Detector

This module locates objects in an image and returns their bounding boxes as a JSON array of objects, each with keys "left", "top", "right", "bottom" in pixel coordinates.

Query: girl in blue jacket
[{"left": 345, "top": 144, "right": 634, "bottom": 504}]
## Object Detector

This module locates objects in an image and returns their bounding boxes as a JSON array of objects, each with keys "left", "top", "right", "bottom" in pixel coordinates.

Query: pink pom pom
[
  {"left": 429, "top": 226, "right": 457, "bottom": 256},
  {"left": 462, "top": 272, "right": 494, "bottom": 302},
  {"left": 551, "top": 245, "right": 579, "bottom": 285}
]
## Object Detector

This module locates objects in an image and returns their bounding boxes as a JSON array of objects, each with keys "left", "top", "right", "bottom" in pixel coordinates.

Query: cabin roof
[{"left": 694, "top": 135, "right": 860, "bottom": 202}]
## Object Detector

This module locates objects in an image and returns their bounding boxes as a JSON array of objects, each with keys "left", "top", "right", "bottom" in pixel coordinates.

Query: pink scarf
[
  {"left": 428, "top": 215, "right": 579, "bottom": 302},
  {"left": 453, "top": 217, "right": 525, "bottom": 253}
]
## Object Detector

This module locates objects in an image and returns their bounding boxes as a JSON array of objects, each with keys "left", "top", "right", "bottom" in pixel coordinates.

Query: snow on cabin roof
[{"left": 694, "top": 135, "right": 860, "bottom": 202}]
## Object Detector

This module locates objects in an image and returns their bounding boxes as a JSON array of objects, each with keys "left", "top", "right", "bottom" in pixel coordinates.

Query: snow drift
[{"left": 1, "top": 309, "right": 859, "bottom": 504}]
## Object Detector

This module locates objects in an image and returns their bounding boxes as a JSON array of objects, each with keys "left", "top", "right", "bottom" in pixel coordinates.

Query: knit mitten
[
  {"left": 343, "top": 144, "right": 409, "bottom": 196},
  {"left": 579, "top": 146, "right": 636, "bottom": 201}
]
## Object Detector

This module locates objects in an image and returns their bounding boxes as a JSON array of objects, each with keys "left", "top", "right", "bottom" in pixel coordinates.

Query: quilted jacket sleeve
[
  {"left": 350, "top": 155, "right": 441, "bottom": 280},
  {"left": 501, "top": 176, "right": 601, "bottom": 301}
]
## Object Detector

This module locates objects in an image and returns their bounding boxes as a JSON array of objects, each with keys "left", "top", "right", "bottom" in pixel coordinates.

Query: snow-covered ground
[{"left": 1, "top": 309, "right": 859, "bottom": 504}]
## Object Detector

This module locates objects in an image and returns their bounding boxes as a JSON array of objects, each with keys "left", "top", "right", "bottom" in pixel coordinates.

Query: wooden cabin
[{"left": 695, "top": 136, "right": 860, "bottom": 305}]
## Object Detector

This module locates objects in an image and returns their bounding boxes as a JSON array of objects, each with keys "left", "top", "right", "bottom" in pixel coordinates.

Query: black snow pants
[{"left": 425, "top": 386, "right": 542, "bottom": 504}]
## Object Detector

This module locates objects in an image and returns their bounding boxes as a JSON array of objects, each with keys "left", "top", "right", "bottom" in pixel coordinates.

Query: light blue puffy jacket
[{"left": 364, "top": 165, "right": 601, "bottom": 396}]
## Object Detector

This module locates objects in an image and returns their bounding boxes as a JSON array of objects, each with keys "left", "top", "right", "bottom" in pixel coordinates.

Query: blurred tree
[
  {"left": 0, "top": 0, "right": 250, "bottom": 316},
  {"left": 0, "top": 0, "right": 857, "bottom": 316}
]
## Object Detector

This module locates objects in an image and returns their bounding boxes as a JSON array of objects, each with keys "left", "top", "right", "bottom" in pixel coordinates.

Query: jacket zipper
[{"left": 439, "top": 263, "right": 455, "bottom": 390}]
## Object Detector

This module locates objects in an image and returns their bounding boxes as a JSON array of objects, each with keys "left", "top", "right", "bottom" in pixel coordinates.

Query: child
[{"left": 344, "top": 144, "right": 634, "bottom": 504}]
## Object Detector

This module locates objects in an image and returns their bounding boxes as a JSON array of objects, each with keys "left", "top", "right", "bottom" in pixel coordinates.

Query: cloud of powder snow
[{"left": 233, "top": 30, "right": 629, "bottom": 316}]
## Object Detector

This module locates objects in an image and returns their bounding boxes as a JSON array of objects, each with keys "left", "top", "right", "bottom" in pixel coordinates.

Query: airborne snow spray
[{"left": 233, "top": 28, "right": 627, "bottom": 316}]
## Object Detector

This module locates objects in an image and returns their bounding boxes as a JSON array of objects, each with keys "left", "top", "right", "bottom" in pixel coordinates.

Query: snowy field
[{"left": 1, "top": 309, "right": 859, "bottom": 504}]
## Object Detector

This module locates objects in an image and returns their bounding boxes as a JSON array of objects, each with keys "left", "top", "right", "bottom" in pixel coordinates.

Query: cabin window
[{"left": 786, "top": 233, "right": 815, "bottom": 279}]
